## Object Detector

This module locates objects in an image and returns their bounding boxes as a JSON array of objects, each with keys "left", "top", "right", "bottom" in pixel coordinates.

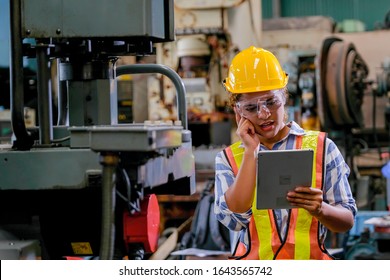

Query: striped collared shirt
[{"left": 214, "top": 121, "right": 357, "bottom": 245}]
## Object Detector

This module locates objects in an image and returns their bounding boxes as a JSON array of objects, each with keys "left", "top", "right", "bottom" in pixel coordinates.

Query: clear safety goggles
[{"left": 235, "top": 91, "right": 284, "bottom": 118}]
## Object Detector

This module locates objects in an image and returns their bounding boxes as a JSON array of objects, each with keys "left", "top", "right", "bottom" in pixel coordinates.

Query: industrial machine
[
  {"left": 148, "top": 1, "right": 243, "bottom": 148},
  {"left": 0, "top": 0, "right": 195, "bottom": 260}
]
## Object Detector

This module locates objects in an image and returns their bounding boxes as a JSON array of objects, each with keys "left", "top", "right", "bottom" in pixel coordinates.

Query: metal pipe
[
  {"left": 116, "top": 64, "right": 188, "bottom": 129},
  {"left": 9, "top": 0, "right": 33, "bottom": 150},
  {"left": 36, "top": 45, "right": 53, "bottom": 144},
  {"left": 56, "top": 58, "right": 69, "bottom": 126},
  {"left": 272, "top": 0, "right": 281, "bottom": 18},
  {"left": 99, "top": 153, "right": 119, "bottom": 260}
]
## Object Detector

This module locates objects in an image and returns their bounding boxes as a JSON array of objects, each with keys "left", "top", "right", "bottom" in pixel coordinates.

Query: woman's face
[{"left": 234, "top": 89, "right": 288, "bottom": 143}]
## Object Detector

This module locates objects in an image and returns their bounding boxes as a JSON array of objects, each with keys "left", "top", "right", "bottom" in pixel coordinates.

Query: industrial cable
[
  {"left": 120, "top": 167, "right": 132, "bottom": 204},
  {"left": 116, "top": 168, "right": 141, "bottom": 214},
  {"left": 50, "top": 136, "right": 70, "bottom": 143},
  {"left": 9, "top": 0, "right": 34, "bottom": 150}
]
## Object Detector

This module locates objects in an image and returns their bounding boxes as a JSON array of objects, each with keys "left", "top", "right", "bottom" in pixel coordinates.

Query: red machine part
[
  {"left": 123, "top": 194, "right": 160, "bottom": 253},
  {"left": 375, "top": 226, "right": 390, "bottom": 234}
]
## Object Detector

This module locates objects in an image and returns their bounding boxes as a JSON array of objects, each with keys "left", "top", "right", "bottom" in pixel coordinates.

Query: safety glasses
[{"left": 235, "top": 92, "right": 284, "bottom": 118}]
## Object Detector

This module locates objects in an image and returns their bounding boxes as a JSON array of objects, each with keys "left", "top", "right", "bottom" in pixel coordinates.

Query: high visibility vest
[{"left": 224, "top": 130, "right": 333, "bottom": 260}]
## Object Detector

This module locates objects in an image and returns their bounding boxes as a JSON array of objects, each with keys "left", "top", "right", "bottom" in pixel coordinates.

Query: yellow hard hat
[{"left": 223, "top": 46, "right": 288, "bottom": 94}]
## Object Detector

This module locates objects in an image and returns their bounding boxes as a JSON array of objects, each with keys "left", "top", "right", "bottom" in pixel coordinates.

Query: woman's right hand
[{"left": 236, "top": 114, "right": 260, "bottom": 152}]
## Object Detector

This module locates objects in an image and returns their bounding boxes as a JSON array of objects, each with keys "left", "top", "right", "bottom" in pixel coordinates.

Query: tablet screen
[{"left": 256, "top": 149, "right": 313, "bottom": 209}]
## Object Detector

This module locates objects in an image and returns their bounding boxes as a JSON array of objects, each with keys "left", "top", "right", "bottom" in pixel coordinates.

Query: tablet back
[{"left": 256, "top": 149, "right": 313, "bottom": 210}]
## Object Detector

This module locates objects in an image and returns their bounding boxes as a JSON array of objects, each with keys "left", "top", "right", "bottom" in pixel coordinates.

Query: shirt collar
[{"left": 287, "top": 120, "right": 306, "bottom": 136}]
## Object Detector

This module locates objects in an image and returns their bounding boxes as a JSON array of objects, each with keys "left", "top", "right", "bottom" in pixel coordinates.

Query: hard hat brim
[{"left": 223, "top": 73, "right": 289, "bottom": 94}]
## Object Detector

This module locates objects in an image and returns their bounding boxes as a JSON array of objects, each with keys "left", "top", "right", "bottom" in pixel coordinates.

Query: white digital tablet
[{"left": 256, "top": 149, "right": 314, "bottom": 210}]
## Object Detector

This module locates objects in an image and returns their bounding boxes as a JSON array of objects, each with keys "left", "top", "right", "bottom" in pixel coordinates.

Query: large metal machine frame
[{"left": 0, "top": 0, "right": 195, "bottom": 260}]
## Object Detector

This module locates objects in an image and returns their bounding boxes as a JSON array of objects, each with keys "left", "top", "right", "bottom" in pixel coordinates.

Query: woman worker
[{"left": 214, "top": 46, "right": 357, "bottom": 260}]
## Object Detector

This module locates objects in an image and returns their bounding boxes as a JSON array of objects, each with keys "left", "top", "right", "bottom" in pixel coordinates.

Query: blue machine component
[{"left": 344, "top": 211, "right": 390, "bottom": 259}]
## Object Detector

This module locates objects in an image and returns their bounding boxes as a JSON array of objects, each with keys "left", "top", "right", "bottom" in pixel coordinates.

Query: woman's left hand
[{"left": 286, "top": 186, "right": 323, "bottom": 217}]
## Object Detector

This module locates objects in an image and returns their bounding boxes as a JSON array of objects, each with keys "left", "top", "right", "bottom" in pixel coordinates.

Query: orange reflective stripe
[
  {"left": 309, "top": 219, "right": 321, "bottom": 259},
  {"left": 295, "top": 135, "right": 303, "bottom": 149},
  {"left": 276, "top": 209, "right": 296, "bottom": 259},
  {"left": 269, "top": 210, "right": 281, "bottom": 258},
  {"left": 224, "top": 145, "right": 239, "bottom": 175},
  {"left": 234, "top": 242, "right": 247, "bottom": 258},
  {"left": 246, "top": 216, "right": 261, "bottom": 259},
  {"left": 315, "top": 132, "right": 326, "bottom": 191},
  {"left": 233, "top": 216, "right": 263, "bottom": 260}
]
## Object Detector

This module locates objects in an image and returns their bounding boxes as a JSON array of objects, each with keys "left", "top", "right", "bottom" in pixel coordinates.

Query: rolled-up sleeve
[{"left": 324, "top": 139, "right": 357, "bottom": 217}]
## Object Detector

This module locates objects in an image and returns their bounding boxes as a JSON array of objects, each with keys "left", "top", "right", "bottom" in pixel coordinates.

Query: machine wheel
[{"left": 316, "top": 37, "right": 369, "bottom": 130}]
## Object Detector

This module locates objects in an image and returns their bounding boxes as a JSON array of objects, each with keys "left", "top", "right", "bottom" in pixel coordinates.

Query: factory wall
[{"left": 262, "top": 0, "right": 390, "bottom": 31}]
